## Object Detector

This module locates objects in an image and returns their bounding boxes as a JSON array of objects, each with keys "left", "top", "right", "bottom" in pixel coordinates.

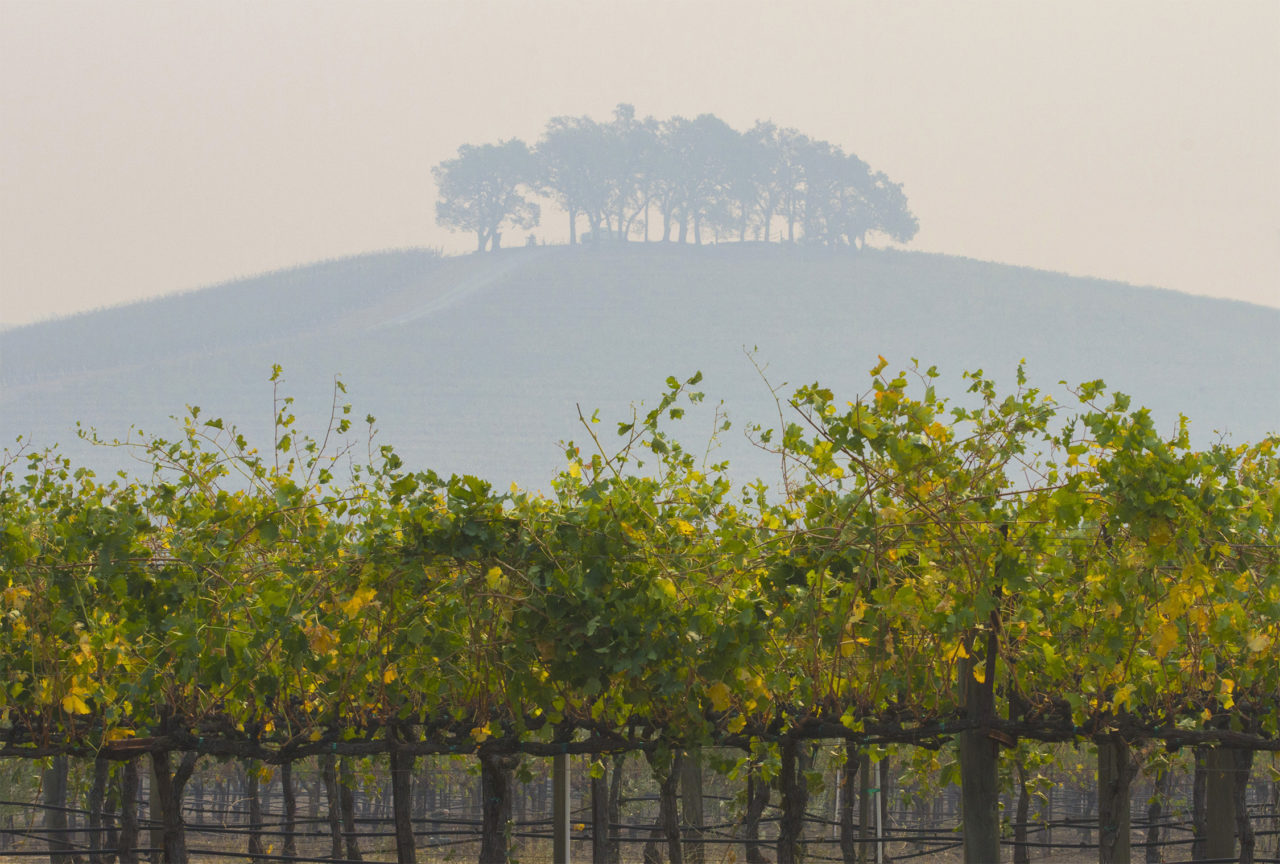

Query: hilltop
[{"left": 2, "top": 244, "right": 1276, "bottom": 489}]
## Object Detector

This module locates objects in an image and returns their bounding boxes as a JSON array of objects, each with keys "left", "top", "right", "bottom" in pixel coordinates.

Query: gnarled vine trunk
[
  {"left": 609, "top": 752, "right": 625, "bottom": 864},
  {"left": 777, "top": 737, "right": 811, "bottom": 864},
  {"left": 859, "top": 751, "right": 873, "bottom": 864},
  {"left": 744, "top": 759, "right": 771, "bottom": 864},
  {"left": 388, "top": 731, "right": 418, "bottom": 864},
  {"left": 681, "top": 749, "right": 705, "bottom": 864},
  {"left": 321, "top": 754, "right": 344, "bottom": 860},
  {"left": 104, "top": 762, "right": 121, "bottom": 859},
  {"left": 339, "top": 757, "right": 363, "bottom": 861},
  {"left": 281, "top": 760, "right": 298, "bottom": 859},
  {"left": 246, "top": 761, "right": 265, "bottom": 863},
  {"left": 642, "top": 750, "right": 683, "bottom": 864},
  {"left": 150, "top": 750, "right": 198, "bottom": 864},
  {"left": 959, "top": 646, "right": 1001, "bottom": 864},
  {"left": 1013, "top": 757, "right": 1031, "bottom": 864},
  {"left": 1145, "top": 765, "right": 1169, "bottom": 864},
  {"left": 88, "top": 755, "right": 109, "bottom": 864},
  {"left": 1192, "top": 748, "right": 1207, "bottom": 860},
  {"left": 839, "top": 741, "right": 861, "bottom": 864}
]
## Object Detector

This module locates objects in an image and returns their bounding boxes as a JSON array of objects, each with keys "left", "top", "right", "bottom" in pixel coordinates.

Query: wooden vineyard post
[
  {"left": 681, "top": 749, "right": 704, "bottom": 864},
  {"left": 1204, "top": 749, "right": 1236, "bottom": 861},
  {"left": 1233, "top": 749, "right": 1256, "bottom": 864},
  {"left": 480, "top": 750, "right": 518, "bottom": 864},
  {"left": 118, "top": 759, "right": 139, "bottom": 864},
  {"left": 591, "top": 762, "right": 609, "bottom": 864},
  {"left": 554, "top": 753, "right": 572, "bottom": 864},
  {"left": 43, "top": 754, "right": 72, "bottom": 864},
  {"left": 1097, "top": 734, "right": 1137, "bottom": 864}
]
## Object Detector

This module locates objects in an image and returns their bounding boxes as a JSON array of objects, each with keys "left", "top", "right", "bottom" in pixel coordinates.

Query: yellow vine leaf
[
  {"left": 1112, "top": 683, "right": 1135, "bottom": 710},
  {"left": 1153, "top": 620, "right": 1180, "bottom": 659},
  {"left": 1220, "top": 678, "right": 1235, "bottom": 710},
  {"left": 342, "top": 586, "right": 377, "bottom": 617},
  {"left": 485, "top": 566, "right": 508, "bottom": 592},
  {"left": 62, "top": 693, "right": 91, "bottom": 715},
  {"left": 2, "top": 586, "right": 31, "bottom": 611},
  {"left": 306, "top": 624, "right": 337, "bottom": 655},
  {"left": 737, "top": 670, "right": 767, "bottom": 696}
]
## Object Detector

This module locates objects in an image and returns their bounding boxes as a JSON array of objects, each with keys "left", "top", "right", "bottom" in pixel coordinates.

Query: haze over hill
[{"left": 2, "top": 244, "right": 1276, "bottom": 490}]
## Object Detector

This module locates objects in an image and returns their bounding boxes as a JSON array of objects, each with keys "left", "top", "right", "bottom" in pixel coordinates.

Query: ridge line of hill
[
  {"left": 2, "top": 243, "right": 1275, "bottom": 488},
  {"left": 5, "top": 243, "right": 1277, "bottom": 337}
]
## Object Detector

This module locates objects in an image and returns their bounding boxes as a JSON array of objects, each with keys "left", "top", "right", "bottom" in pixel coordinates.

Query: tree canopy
[
  {"left": 432, "top": 105, "right": 919, "bottom": 250},
  {"left": 433, "top": 139, "right": 540, "bottom": 252}
]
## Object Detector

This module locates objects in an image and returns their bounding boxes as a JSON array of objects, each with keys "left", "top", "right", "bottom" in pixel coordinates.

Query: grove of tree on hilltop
[{"left": 434, "top": 104, "right": 919, "bottom": 251}]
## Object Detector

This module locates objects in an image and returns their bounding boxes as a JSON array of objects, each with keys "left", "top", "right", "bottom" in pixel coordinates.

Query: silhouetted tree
[
  {"left": 741, "top": 122, "right": 786, "bottom": 242},
  {"left": 753, "top": 125, "right": 809, "bottom": 243},
  {"left": 798, "top": 140, "right": 873, "bottom": 246},
  {"left": 863, "top": 171, "right": 919, "bottom": 245},
  {"left": 600, "top": 104, "right": 661, "bottom": 241},
  {"left": 433, "top": 140, "right": 540, "bottom": 252},
  {"left": 646, "top": 118, "right": 685, "bottom": 242},
  {"left": 714, "top": 119, "right": 764, "bottom": 242},
  {"left": 537, "top": 115, "right": 614, "bottom": 244},
  {"left": 662, "top": 114, "right": 740, "bottom": 244}
]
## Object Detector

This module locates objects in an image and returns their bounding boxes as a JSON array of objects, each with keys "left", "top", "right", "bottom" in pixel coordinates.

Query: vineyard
[{"left": 1, "top": 361, "right": 1277, "bottom": 863}]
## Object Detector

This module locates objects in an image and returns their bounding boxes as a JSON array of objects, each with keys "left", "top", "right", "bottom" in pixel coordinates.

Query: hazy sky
[{"left": 1, "top": 0, "right": 1277, "bottom": 327}]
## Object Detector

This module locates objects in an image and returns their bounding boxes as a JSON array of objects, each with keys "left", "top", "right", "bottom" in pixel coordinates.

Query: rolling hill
[{"left": 2, "top": 243, "right": 1276, "bottom": 491}]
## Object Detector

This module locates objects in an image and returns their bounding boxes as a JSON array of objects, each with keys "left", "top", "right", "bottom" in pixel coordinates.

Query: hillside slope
[{"left": 3, "top": 244, "right": 1276, "bottom": 489}]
